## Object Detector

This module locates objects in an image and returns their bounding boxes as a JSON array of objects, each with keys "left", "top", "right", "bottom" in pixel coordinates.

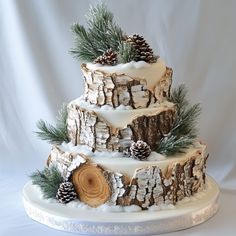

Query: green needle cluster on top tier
[{"left": 70, "top": 3, "right": 157, "bottom": 64}]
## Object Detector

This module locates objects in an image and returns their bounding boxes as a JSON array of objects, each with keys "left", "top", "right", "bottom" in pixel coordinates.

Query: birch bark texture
[
  {"left": 47, "top": 145, "right": 208, "bottom": 208},
  {"left": 81, "top": 64, "right": 173, "bottom": 109},
  {"left": 67, "top": 104, "right": 175, "bottom": 152},
  {"left": 117, "top": 149, "right": 208, "bottom": 209}
]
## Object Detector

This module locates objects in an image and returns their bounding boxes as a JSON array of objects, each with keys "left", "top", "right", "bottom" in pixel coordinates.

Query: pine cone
[
  {"left": 56, "top": 181, "right": 77, "bottom": 204},
  {"left": 130, "top": 140, "right": 151, "bottom": 161},
  {"left": 94, "top": 48, "right": 118, "bottom": 65},
  {"left": 126, "top": 34, "right": 158, "bottom": 63}
]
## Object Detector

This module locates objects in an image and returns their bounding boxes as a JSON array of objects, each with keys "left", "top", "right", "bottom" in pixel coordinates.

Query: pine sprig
[
  {"left": 87, "top": 3, "right": 124, "bottom": 51},
  {"left": 71, "top": 24, "right": 100, "bottom": 62},
  {"left": 118, "top": 41, "right": 136, "bottom": 63},
  {"left": 36, "top": 104, "right": 69, "bottom": 145},
  {"left": 71, "top": 3, "right": 125, "bottom": 62},
  {"left": 170, "top": 84, "right": 189, "bottom": 111},
  {"left": 30, "top": 166, "right": 64, "bottom": 199},
  {"left": 157, "top": 135, "right": 195, "bottom": 156},
  {"left": 156, "top": 85, "right": 201, "bottom": 156}
]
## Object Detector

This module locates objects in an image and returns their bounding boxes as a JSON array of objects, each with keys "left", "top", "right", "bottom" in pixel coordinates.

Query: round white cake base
[{"left": 22, "top": 176, "right": 219, "bottom": 235}]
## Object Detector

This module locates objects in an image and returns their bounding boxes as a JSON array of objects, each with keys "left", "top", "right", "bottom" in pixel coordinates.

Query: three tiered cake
[{"left": 23, "top": 3, "right": 219, "bottom": 235}]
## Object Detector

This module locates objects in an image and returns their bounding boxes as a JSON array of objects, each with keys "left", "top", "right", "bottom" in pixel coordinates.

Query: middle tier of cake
[{"left": 67, "top": 98, "right": 176, "bottom": 152}]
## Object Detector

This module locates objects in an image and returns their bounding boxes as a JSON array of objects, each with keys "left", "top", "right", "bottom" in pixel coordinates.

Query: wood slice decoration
[{"left": 72, "top": 163, "right": 111, "bottom": 207}]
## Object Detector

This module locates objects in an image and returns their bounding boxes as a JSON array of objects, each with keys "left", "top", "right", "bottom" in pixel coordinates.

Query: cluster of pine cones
[{"left": 94, "top": 34, "right": 157, "bottom": 66}]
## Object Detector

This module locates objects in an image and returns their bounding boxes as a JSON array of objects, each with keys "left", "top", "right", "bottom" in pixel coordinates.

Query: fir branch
[
  {"left": 56, "top": 103, "right": 69, "bottom": 132},
  {"left": 71, "top": 23, "right": 101, "bottom": 61},
  {"left": 87, "top": 3, "right": 124, "bottom": 51},
  {"left": 35, "top": 104, "right": 69, "bottom": 145},
  {"left": 169, "top": 84, "right": 189, "bottom": 111},
  {"left": 156, "top": 85, "right": 201, "bottom": 156},
  {"left": 70, "top": 3, "right": 125, "bottom": 62},
  {"left": 30, "top": 166, "right": 64, "bottom": 199},
  {"left": 157, "top": 135, "right": 195, "bottom": 156},
  {"left": 118, "top": 41, "right": 136, "bottom": 63}
]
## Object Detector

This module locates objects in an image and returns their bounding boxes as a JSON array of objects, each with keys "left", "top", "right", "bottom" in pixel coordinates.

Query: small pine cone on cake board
[
  {"left": 130, "top": 140, "right": 151, "bottom": 161},
  {"left": 56, "top": 181, "right": 77, "bottom": 204},
  {"left": 94, "top": 48, "right": 118, "bottom": 65},
  {"left": 126, "top": 34, "right": 158, "bottom": 63}
]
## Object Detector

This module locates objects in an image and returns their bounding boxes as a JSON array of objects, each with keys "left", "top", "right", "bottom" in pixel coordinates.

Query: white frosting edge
[
  {"left": 30, "top": 177, "right": 211, "bottom": 213},
  {"left": 69, "top": 97, "right": 175, "bottom": 128},
  {"left": 60, "top": 141, "right": 207, "bottom": 178},
  {"left": 86, "top": 59, "right": 167, "bottom": 90}
]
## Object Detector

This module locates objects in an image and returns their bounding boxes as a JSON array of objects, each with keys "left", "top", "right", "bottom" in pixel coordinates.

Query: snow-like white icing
[
  {"left": 60, "top": 141, "right": 207, "bottom": 178},
  {"left": 36, "top": 179, "right": 210, "bottom": 213},
  {"left": 86, "top": 59, "right": 167, "bottom": 90},
  {"left": 71, "top": 97, "right": 174, "bottom": 128},
  {"left": 23, "top": 177, "right": 217, "bottom": 214},
  {"left": 74, "top": 96, "right": 133, "bottom": 111}
]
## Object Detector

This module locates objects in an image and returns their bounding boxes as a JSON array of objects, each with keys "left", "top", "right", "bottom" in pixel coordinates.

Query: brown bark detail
[
  {"left": 81, "top": 64, "right": 172, "bottom": 108},
  {"left": 154, "top": 67, "right": 173, "bottom": 103},
  {"left": 152, "top": 167, "right": 165, "bottom": 205},
  {"left": 171, "top": 163, "right": 185, "bottom": 202},
  {"left": 202, "top": 154, "right": 209, "bottom": 184},
  {"left": 47, "top": 145, "right": 88, "bottom": 179},
  {"left": 118, "top": 127, "right": 133, "bottom": 151},
  {"left": 74, "top": 119, "right": 78, "bottom": 146},
  {"left": 103, "top": 171, "right": 128, "bottom": 205},
  {"left": 192, "top": 151, "right": 208, "bottom": 193},
  {"left": 129, "top": 109, "right": 175, "bottom": 150},
  {"left": 115, "top": 146, "right": 208, "bottom": 209},
  {"left": 67, "top": 102, "right": 175, "bottom": 152},
  {"left": 183, "top": 158, "right": 195, "bottom": 196},
  {"left": 162, "top": 175, "right": 175, "bottom": 205},
  {"left": 119, "top": 166, "right": 165, "bottom": 209},
  {"left": 72, "top": 163, "right": 111, "bottom": 207}
]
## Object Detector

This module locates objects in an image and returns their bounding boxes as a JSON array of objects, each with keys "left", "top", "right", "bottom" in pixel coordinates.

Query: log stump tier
[
  {"left": 67, "top": 101, "right": 175, "bottom": 152},
  {"left": 47, "top": 143, "right": 208, "bottom": 209},
  {"left": 81, "top": 64, "right": 172, "bottom": 109}
]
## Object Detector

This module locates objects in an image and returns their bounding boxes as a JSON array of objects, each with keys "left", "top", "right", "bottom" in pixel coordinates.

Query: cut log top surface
[{"left": 89, "top": 142, "right": 207, "bottom": 178}]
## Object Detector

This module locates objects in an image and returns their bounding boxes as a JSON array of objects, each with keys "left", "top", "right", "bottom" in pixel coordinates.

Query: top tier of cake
[{"left": 81, "top": 58, "right": 172, "bottom": 109}]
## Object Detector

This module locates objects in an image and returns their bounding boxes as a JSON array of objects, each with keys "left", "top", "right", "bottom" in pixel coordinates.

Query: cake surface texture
[{"left": 30, "top": 3, "right": 212, "bottom": 213}]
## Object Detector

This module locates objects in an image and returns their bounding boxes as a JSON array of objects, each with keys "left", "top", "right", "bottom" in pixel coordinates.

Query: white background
[{"left": 0, "top": 0, "right": 236, "bottom": 235}]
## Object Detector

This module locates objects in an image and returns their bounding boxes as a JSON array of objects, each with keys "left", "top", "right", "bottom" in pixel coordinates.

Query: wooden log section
[
  {"left": 72, "top": 163, "right": 111, "bottom": 207},
  {"left": 67, "top": 103, "right": 175, "bottom": 152},
  {"left": 47, "top": 145, "right": 87, "bottom": 180},
  {"left": 81, "top": 64, "right": 173, "bottom": 109},
  {"left": 129, "top": 108, "right": 174, "bottom": 150}
]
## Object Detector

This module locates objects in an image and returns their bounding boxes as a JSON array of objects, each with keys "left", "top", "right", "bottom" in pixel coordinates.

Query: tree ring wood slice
[{"left": 72, "top": 163, "right": 111, "bottom": 207}]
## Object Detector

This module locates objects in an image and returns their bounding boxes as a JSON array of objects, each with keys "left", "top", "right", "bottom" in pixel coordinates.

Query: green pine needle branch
[
  {"left": 156, "top": 85, "right": 201, "bottom": 156},
  {"left": 118, "top": 41, "right": 136, "bottom": 64},
  {"left": 71, "top": 3, "right": 125, "bottom": 62},
  {"left": 30, "top": 166, "right": 64, "bottom": 199},
  {"left": 36, "top": 104, "right": 69, "bottom": 145}
]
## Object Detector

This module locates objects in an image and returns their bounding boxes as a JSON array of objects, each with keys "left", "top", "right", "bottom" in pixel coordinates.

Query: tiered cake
[
  {"left": 58, "top": 59, "right": 207, "bottom": 208},
  {"left": 23, "top": 3, "right": 219, "bottom": 235}
]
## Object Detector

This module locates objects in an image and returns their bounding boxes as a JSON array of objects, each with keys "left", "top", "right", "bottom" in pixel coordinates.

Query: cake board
[{"left": 22, "top": 176, "right": 219, "bottom": 235}]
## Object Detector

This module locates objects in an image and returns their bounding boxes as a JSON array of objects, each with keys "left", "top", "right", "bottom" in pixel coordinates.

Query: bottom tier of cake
[
  {"left": 47, "top": 141, "right": 208, "bottom": 209},
  {"left": 22, "top": 176, "right": 219, "bottom": 235}
]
